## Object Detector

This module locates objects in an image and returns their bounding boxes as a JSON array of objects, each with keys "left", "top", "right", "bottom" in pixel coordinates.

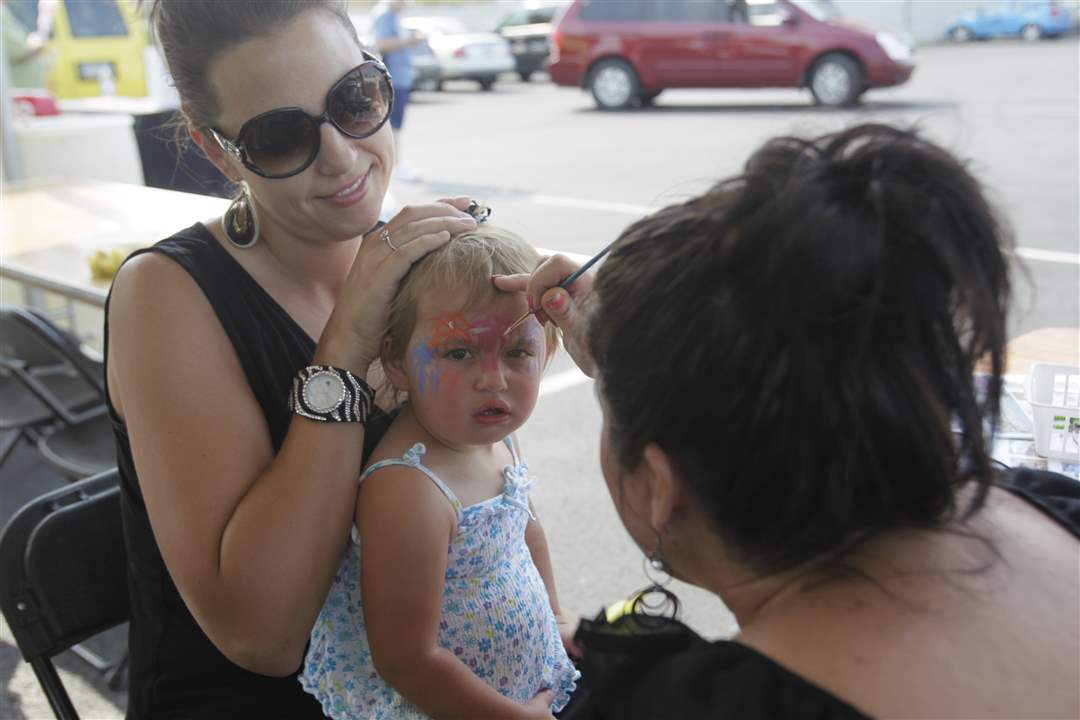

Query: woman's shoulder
[{"left": 564, "top": 614, "right": 869, "bottom": 720}]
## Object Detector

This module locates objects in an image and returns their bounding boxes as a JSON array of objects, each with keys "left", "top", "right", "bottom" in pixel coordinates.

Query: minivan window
[
  {"left": 64, "top": 0, "right": 128, "bottom": 38},
  {"left": 789, "top": 0, "right": 841, "bottom": 21},
  {"left": 578, "top": 0, "right": 652, "bottom": 22},
  {"left": 654, "top": 0, "right": 729, "bottom": 22},
  {"left": 730, "top": 0, "right": 788, "bottom": 26}
]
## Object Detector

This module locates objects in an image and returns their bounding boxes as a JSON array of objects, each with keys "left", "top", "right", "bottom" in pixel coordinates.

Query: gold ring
[{"left": 380, "top": 227, "right": 397, "bottom": 252}]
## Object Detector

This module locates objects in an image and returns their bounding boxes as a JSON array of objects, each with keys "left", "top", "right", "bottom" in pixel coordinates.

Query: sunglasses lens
[
  {"left": 329, "top": 63, "right": 393, "bottom": 138},
  {"left": 241, "top": 110, "right": 319, "bottom": 178}
]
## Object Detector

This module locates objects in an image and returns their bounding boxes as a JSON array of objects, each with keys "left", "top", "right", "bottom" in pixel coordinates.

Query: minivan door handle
[{"left": 704, "top": 31, "right": 734, "bottom": 42}]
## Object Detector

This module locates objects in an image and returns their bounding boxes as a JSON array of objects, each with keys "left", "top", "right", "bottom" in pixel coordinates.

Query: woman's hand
[
  {"left": 493, "top": 254, "right": 596, "bottom": 377},
  {"left": 320, "top": 197, "right": 477, "bottom": 371},
  {"left": 522, "top": 690, "right": 557, "bottom": 720}
]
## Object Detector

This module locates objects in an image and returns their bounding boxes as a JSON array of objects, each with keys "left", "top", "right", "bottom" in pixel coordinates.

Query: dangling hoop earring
[
  {"left": 628, "top": 531, "right": 680, "bottom": 624},
  {"left": 223, "top": 183, "right": 259, "bottom": 249}
]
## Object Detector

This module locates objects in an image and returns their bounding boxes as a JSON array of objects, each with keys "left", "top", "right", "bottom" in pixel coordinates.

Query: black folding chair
[
  {"left": 0, "top": 469, "right": 129, "bottom": 720},
  {"left": 0, "top": 307, "right": 114, "bottom": 478}
]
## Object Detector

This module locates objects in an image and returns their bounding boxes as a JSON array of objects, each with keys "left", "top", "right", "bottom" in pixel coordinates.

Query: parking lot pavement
[{"left": 3, "top": 36, "right": 1076, "bottom": 720}]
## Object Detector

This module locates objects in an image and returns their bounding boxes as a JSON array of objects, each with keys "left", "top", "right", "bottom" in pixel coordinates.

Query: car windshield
[{"left": 788, "top": 0, "right": 841, "bottom": 21}]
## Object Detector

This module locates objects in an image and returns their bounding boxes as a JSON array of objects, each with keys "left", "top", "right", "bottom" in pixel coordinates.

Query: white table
[{"left": 1, "top": 179, "right": 227, "bottom": 308}]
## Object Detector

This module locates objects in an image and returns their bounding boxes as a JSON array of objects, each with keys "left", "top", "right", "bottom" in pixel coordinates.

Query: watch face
[{"left": 304, "top": 371, "right": 345, "bottom": 413}]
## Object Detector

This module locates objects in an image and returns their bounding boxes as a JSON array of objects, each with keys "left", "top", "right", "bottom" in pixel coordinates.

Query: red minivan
[{"left": 548, "top": 0, "right": 915, "bottom": 109}]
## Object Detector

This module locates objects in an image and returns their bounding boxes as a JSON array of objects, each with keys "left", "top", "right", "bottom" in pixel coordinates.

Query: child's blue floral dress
[{"left": 299, "top": 438, "right": 579, "bottom": 719}]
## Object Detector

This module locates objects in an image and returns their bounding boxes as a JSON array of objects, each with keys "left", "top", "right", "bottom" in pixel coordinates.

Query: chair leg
[
  {"left": 29, "top": 657, "right": 80, "bottom": 720},
  {"left": 0, "top": 429, "right": 23, "bottom": 468},
  {"left": 104, "top": 651, "right": 128, "bottom": 691}
]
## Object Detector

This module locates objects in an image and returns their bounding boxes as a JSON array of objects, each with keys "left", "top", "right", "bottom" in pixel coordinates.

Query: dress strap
[
  {"left": 502, "top": 435, "right": 522, "bottom": 467},
  {"left": 359, "top": 443, "right": 463, "bottom": 519}
]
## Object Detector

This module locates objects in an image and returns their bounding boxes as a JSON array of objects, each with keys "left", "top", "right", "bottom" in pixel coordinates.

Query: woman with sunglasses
[{"left": 105, "top": 2, "right": 478, "bottom": 717}]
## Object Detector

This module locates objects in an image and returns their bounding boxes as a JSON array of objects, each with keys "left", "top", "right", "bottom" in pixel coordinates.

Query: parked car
[
  {"left": 401, "top": 16, "right": 514, "bottom": 91},
  {"left": 9, "top": 0, "right": 149, "bottom": 98},
  {"left": 946, "top": 1, "right": 1076, "bottom": 42},
  {"left": 496, "top": 3, "right": 565, "bottom": 81},
  {"left": 548, "top": 0, "right": 915, "bottom": 110},
  {"left": 409, "top": 36, "right": 443, "bottom": 91}
]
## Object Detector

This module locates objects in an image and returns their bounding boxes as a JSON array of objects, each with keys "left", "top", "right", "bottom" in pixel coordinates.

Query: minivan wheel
[
  {"left": 589, "top": 59, "right": 639, "bottom": 110},
  {"left": 1021, "top": 23, "right": 1042, "bottom": 41},
  {"left": 808, "top": 53, "right": 861, "bottom": 107}
]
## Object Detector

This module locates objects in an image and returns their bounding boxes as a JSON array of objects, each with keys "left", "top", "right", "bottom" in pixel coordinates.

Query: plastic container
[{"left": 1026, "top": 363, "right": 1080, "bottom": 462}]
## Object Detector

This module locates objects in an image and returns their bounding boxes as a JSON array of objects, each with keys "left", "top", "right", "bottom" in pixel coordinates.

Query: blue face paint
[{"left": 408, "top": 337, "right": 440, "bottom": 397}]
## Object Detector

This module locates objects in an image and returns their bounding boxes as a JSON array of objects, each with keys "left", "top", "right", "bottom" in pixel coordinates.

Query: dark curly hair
[{"left": 589, "top": 123, "right": 1012, "bottom": 574}]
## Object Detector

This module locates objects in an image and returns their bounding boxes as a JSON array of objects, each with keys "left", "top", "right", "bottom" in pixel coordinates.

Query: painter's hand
[
  {"left": 522, "top": 689, "right": 556, "bottom": 720},
  {"left": 493, "top": 254, "right": 595, "bottom": 377},
  {"left": 321, "top": 198, "right": 476, "bottom": 372}
]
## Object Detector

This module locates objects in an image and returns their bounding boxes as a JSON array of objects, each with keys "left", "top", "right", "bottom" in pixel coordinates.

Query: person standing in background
[
  {"left": 374, "top": 0, "right": 425, "bottom": 182},
  {"left": 1, "top": 0, "right": 56, "bottom": 89}
]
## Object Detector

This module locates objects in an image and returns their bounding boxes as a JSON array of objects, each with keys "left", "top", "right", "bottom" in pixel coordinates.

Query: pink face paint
[{"left": 409, "top": 310, "right": 543, "bottom": 398}]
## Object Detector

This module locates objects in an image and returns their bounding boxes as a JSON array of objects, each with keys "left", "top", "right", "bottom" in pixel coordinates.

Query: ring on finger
[{"left": 380, "top": 227, "right": 398, "bottom": 252}]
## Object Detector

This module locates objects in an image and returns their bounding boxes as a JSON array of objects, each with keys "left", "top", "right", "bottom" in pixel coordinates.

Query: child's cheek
[
  {"left": 408, "top": 338, "right": 441, "bottom": 397},
  {"left": 436, "top": 364, "right": 462, "bottom": 396}
]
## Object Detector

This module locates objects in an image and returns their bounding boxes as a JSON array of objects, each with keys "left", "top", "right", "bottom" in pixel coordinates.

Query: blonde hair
[{"left": 384, "top": 225, "right": 558, "bottom": 363}]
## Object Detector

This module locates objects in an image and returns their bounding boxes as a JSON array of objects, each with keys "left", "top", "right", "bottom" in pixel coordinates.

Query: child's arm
[
  {"left": 525, "top": 499, "right": 581, "bottom": 659},
  {"left": 358, "top": 466, "right": 553, "bottom": 720}
]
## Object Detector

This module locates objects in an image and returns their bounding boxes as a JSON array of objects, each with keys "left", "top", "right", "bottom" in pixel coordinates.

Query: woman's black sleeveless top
[{"left": 103, "top": 223, "right": 391, "bottom": 719}]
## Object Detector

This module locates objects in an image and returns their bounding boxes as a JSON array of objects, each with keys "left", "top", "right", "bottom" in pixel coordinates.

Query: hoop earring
[
  {"left": 223, "top": 184, "right": 259, "bottom": 249},
  {"left": 629, "top": 531, "right": 680, "bottom": 623}
]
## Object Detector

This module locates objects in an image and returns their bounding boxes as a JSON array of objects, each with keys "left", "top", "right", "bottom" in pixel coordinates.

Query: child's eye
[
  {"left": 506, "top": 348, "right": 535, "bottom": 359},
  {"left": 442, "top": 348, "right": 473, "bottom": 361}
]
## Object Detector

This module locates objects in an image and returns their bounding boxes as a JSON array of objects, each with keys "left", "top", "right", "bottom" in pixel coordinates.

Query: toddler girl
[{"left": 300, "top": 225, "right": 579, "bottom": 719}]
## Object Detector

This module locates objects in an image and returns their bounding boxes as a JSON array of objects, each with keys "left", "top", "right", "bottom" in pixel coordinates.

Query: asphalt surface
[{"left": 2, "top": 36, "right": 1077, "bottom": 719}]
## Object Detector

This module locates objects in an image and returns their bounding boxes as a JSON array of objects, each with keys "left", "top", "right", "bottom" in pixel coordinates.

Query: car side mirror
[{"left": 779, "top": 8, "right": 799, "bottom": 27}]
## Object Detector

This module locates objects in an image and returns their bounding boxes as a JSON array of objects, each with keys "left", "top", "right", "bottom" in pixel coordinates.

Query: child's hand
[
  {"left": 522, "top": 689, "right": 557, "bottom": 720},
  {"left": 556, "top": 612, "right": 583, "bottom": 661}
]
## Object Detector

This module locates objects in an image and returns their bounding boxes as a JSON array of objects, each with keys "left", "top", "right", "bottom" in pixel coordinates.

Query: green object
[{"left": 2, "top": 4, "right": 49, "bottom": 88}]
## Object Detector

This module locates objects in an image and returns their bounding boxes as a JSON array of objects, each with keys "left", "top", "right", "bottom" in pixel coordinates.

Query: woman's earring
[
  {"left": 223, "top": 184, "right": 259, "bottom": 249},
  {"left": 629, "top": 532, "right": 680, "bottom": 623}
]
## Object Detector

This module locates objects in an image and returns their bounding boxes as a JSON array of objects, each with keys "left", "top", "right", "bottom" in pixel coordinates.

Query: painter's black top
[
  {"left": 561, "top": 468, "right": 1079, "bottom": 720},
  {"left": 104, "top": 224, "right": 392, "bottom": 719}
]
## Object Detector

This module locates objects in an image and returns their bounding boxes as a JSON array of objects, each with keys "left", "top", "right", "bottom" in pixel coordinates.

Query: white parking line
[
  {"left": 1015, "top": 247, "right": 1080, "bottom": 266},
  {"left": 539, "top": 367, "right": 592, "bottom": 397}
]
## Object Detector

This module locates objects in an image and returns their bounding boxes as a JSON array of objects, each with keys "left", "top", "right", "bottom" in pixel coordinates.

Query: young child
[{"left": 299, "top": 226, "right": 579, "bottom": 719}]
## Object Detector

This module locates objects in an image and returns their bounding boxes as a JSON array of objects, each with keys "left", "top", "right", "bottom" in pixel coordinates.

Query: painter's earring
[
  {"left": 629, "top": 532, "right": 680, "bottom": 623},
  {"left": 223, "top": 184, "right": 259, "bottom": 249}
]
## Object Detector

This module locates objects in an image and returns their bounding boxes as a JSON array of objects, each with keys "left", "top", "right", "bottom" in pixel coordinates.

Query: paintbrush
[{"left": 503, "top": 239, "right": 616, "bottom": 336}]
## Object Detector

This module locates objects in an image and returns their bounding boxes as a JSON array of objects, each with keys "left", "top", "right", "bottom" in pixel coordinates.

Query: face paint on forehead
[{"left": 428, "top": 311, "right": 514, "bottom": 347}]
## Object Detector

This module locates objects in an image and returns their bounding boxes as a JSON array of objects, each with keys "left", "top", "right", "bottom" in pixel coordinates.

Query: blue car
[{"left": 947, "top": 1, "right": 1077, "bottom": 41}]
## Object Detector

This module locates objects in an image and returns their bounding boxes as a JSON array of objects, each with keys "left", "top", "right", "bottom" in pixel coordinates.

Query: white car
[{"left": 401, "top": 16, "right": 514, "bottom": 91}]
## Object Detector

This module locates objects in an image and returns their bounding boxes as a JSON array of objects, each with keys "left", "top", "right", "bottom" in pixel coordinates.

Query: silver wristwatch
[{"left": 289, "top": 365, "right": 373, "bottom": 423}]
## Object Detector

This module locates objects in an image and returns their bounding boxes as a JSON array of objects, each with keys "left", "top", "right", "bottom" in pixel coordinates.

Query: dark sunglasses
[{"left": 207, "top": 53, "right": 394, "bottom": 179}]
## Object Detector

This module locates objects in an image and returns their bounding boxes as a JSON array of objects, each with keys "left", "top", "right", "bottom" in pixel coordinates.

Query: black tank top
[{"left": 103, "top": 224, "right": 391, "bottom": 719}]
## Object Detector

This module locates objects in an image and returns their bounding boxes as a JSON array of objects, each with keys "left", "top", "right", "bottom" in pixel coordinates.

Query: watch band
[{"left": 289, "top": 365, "right": 373, "bottom": 423}]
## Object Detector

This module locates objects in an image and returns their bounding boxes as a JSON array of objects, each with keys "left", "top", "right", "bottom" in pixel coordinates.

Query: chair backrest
[
  {"left": 0, "top": 307, "right": 105, "bottom": 396},
  {"left": 0, "top": 469, "right": 128, "bottom": 720},
  {"left": 0, "top": 307, "right": 106, "bottom": 424}
]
